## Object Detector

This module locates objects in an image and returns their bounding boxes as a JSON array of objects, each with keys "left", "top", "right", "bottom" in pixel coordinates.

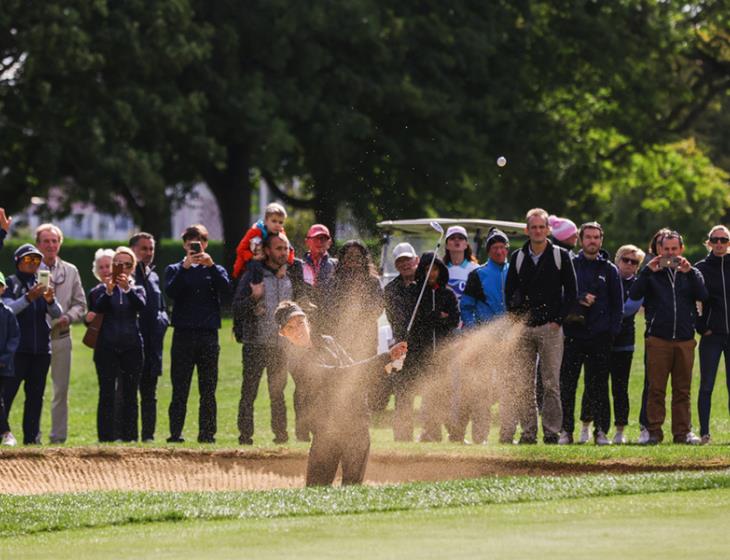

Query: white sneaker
[
  {"left": 1, "top": 431, "right": 17, "bottom": 446},
  {"left": 613, "top": 431, "right": 627, "bottom": 445},
  {"left": 638, "top": 427, "right": 650, "bottom": 444},
  {"left": 595, "top": 431, "right": 611, "bottom": 445},
  {"left": 579, "top": 423, "right": 591, "bottom": 444},
  {"left": 558, "top": 431, "right": 573, "bottom": 445},
  {"left": 701, "top": 434, "right": 711, "bottom": 445},
  {"left": 685, "top": 432, "right": 701, "bottom": 445}
]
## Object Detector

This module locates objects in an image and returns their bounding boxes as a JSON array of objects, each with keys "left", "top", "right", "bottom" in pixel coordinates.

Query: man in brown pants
[
  {"left": 276, "top": 301, "right": 407, "bottom": 486},
  {"left": 629, "top": 231, "right": 708, "bottom": 444}
]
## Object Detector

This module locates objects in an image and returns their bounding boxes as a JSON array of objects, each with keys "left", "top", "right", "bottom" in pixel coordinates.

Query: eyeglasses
[
  {"left": 709, "top": 237, "right": 729, "bottom": 244},
  {"left": 114, "top": 261, "right": 134, "bottom": 269},
  {"left": 620, "top": 257, "right": 640, "bottom": 266},
  {"left": 20, "top": 255, "right": 41, "bottom": 264}
]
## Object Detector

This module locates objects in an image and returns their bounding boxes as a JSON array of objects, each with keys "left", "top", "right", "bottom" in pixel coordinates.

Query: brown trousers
[{"left": 645, "top": 336, "right": 696, "bottom": 442}]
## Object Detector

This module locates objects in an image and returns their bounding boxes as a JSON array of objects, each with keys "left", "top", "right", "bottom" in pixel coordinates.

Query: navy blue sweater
[
  {"left": 135, "top": 263, "right": 169, "bottom": 374},
  {"left": 165, "top": 262, "right": 231, "bottom": 330},
  {"left": 563, "top": 251, "right": 623, "bottom": 339},
  {"left": 90, "top": 283, "right": 146, "bottom": 350},
  {"left": 630, "top": 265, "right": 708, "bottom": 341}
]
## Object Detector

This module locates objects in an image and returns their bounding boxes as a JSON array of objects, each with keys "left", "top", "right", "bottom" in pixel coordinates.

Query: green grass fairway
[{"left": 6, "top": 486, "right": 729, "bottom": 559}]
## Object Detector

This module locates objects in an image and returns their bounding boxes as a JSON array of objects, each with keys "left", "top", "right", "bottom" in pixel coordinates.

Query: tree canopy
[{"left": 1, "top": 1, "right": 728, "bottom": 264}]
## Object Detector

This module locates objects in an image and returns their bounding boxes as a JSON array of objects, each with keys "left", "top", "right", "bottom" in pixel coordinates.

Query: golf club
[{"left": 388, "top": 221, "right": 445, "bottom": 373}]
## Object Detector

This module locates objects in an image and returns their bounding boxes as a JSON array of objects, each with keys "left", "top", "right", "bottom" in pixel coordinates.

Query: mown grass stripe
[{"left": 2, "top": 469, "right": 729, "bottom": 537}]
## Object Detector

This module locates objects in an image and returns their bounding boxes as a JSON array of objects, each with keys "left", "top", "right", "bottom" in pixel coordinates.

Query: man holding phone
[
  {"left": 630, "top": 230, "right": 708, "bottom": 444},
  {"left": 36, "top": 224, "right": 87, "bottom": 445},
  {"left": 165, "top": 224, "right": 230, "bottom": 443}
]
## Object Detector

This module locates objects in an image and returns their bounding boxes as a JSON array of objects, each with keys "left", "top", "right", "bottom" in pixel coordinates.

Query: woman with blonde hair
[
  {"left": 88, "top": 246, "right": 146, "bottom": 442},
  {"left": 694, "top": 225, "right": 730, "bottom": 444}
]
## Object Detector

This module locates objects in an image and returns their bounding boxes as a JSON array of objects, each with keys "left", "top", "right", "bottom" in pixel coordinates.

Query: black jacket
[
  {"left": 505, "top": 240, "right": 578, "bottom": 327},
  {"left": 90, "top": 284, "right": 146, "bottom": 350},
  {"left": 405, "top": 253, "right": 460, "bottom": 357},
  {"left": 629, "top": 264, "right": 708, "bottom": 341},
  {"left": 384, "top": 275, "right": 413, "bottom": 344},
  {"left": 134, "top": 263, "right": 169, "bottom": 375},
  {"left": 614, "top": 275, "right": 638, "bottom": 349},
  {"left": 287, "top": 334, "right": 390, "bottom": 436},
  {"left": 695, "top": 253, "right": 730, "bottom": 335},
  {"left": 563, "top": 250, "right": 623, "bottom": 339}
]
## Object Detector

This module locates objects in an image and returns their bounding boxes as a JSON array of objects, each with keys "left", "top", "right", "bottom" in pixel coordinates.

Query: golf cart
[
  {"left": 376, "top": 218, "right": 526, "bottom": 284},
  {"left": 374, "top": 217, "right": 527, "bottom": 352}
]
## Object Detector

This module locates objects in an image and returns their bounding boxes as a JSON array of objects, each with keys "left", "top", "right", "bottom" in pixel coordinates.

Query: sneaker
[
  {"left": 197, "top": 436, "right": 216, "bottom": 444},
  {"left": 558, "top": 431, "right": 573, "bottom": 445},
  {"left": 594, "top": 431, "right": 611, "bottom": 445},
  {"left": 238, "top": 436, "right": 253, "bottom": 445},
  {"left": 166, "top": 436, "right": 185, "bottom": 443},
  {"left": 579, "top": 423, "right": 591, "bottom": 444},
  {"left": 272, "top": 435, "right": 289, "bottom": 445},
  {"left": 684, "top": 432, "right": 701, "bottom": 445},
  {"left": 1, "top": 432, "right": 17, "bottom": 446},
  {"left": 518, "top": 435, "right": 537, "bottom": 445},
  {"left": 637, "top": 426, "right": 650, "bottom": 444},
  {"left": 613, "top": 431, "right": 627, "bottom": 445},
  {"left": 701, "top": 434, "right": 711, "bottom": 445},
  {"left": 543, "top": 433, "right": 559, "bottom": 445}
]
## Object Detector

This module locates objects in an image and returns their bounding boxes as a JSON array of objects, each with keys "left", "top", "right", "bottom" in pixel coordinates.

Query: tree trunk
[
  {"left": 312, "top": 177, "right": 339, "bottom": 241},
  {"left": 204, "top": 144, "right": 252, "bottom": 273}
]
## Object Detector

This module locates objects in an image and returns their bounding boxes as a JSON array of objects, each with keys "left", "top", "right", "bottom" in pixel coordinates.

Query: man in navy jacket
[
  {"left": 165, "top": 224, "right": 230, "bottom": 443},
  {"left": 130, "top": 232, "right": 169, "bottom": 442},
  {"left": 630, "top": 230, "right": 708, "bottom": 444},
  {"left": 558, "top": 222, "right": 623, "bottom": 445}
]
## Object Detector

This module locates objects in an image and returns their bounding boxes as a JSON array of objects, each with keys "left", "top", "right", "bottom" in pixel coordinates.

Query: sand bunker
[{"left": 1, "top": 448, "right": 729, "bottom": 495}]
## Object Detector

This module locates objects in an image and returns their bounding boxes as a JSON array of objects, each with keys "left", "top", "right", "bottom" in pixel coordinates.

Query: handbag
[{"left": 82, "top": 313, "right": 104, "bottom": 349}]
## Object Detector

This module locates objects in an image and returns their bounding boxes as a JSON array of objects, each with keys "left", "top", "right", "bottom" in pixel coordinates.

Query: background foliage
[{"left": 1, "top": 1, "right": 729, "bottom": 266}]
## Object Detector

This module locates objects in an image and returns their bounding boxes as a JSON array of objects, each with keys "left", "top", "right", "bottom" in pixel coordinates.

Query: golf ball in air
[{"left": 497, "top": 156, "right": 507, "bottom": 167}]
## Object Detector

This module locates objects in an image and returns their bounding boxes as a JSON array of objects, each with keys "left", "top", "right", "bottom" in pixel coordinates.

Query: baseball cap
[
  {"left": 14, "top": 243, "right": 43, "bottom": 264},
  {"left": 306, "top": 224, "right": 331, "bottom": 239},
  {"left": 392, "top": 242, "right": 417, "bottom": 261},
  {"left": 445, "top": 226, "right": 468, "bottom": 240},
  {"left": 275, "top": 301, "right": 306, "bottom": 329}
]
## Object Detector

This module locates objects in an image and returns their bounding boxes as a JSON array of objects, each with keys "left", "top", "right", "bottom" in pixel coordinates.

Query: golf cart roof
[{"left": 376, "top": 218, "right": 525, "bottom": 236}]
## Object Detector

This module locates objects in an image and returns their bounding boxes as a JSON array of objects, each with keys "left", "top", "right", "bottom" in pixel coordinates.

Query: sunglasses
[
  {"left": 709, "top": 237, "right": 729, "bottom": 244},
  {"left": 20, "top": 255, "right": 42, "bottom": 264},
  {"left": 620, "top": 257, "right": 640, "bottom": 266},
  {"left": 113, "top": 261, "right": 134, "bottom": 269}
]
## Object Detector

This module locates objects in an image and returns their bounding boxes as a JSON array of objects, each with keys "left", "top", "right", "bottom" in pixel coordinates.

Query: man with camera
[
  {"left": 165, "top": 224, "right": 231, "bottom": 443},
  {"left": 505, "top": 208, "right": 577, "bottom": 444},
  {"left": 629, "top": 231, "right": 708, "bottom": 444},
  {"left": 558, "top": 222, "right": 623, "bottom": 445}
]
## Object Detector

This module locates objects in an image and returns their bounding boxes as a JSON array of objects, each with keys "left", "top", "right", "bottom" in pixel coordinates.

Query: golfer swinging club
[{"left": 275, "top": 300, "right": 408, "bottom": 487}]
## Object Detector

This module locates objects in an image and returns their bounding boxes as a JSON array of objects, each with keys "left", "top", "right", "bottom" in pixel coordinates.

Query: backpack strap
[
  {"left": 515, "top": 250, "right": 525, "bottom": 274},
  {"left": 553, "top": 246, "right": 562, "bottom": 270}
]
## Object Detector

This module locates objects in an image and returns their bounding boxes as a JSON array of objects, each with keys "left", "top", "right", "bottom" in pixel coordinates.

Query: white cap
[
  {"left": 392, "top": 242, "right": 417, "bottom": 261},
  {"left": 445, "top": 225, "right": 468, "bottom": 240}
]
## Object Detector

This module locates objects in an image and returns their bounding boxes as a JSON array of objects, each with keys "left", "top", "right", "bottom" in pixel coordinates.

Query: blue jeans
[{"left": 698, "top": 333, "right": 730, "bottom": 436}]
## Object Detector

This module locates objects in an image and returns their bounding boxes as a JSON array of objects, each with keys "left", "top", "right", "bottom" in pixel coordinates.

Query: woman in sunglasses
[
  {"left": 88, "top": 246, "right": 146, "bottom": 442},
  {"left": 694, "top": 225, "right": 730, "bottom": 444},
  {"left": 607, "top": 245, "right": 646, "bottom": 444},
  {"left": 2, "top": 244, "right": 62, "bottom": 445}
]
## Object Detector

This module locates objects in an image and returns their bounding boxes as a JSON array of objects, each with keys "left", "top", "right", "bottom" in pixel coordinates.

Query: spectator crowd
[{"left": 0, "top": 203, "right": 729, "bottom": 457}]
